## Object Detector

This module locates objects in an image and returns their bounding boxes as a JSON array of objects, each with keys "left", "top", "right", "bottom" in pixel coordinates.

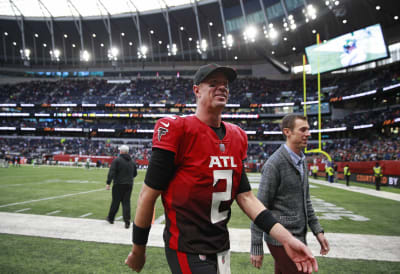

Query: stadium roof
[
  {"left": 0, "top": 0, "right": 399, "bottom": 67},
  {"left": 0, "top": 0, "right": 209, "bottom": 19}
]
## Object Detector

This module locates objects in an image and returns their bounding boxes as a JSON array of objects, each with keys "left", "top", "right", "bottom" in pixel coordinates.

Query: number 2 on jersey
[{"left": 211, "top": 170, "right": 233, "bottom": 224}]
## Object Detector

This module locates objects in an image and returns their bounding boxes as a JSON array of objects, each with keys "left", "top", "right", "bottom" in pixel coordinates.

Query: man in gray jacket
[
  {"left": 250, "top": 114, "right": 329, "bottom": 273},
  {"left": 106, "top": 145, "right": 138, "bottom": 229}
]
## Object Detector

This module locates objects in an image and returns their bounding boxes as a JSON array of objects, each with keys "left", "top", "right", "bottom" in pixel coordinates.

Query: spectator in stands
[
  {"left": 250, "top": 114, "right": 329, "bottom": 273},
  {"left": 106, "top": 145, "right": 138, "bottom": 229}
]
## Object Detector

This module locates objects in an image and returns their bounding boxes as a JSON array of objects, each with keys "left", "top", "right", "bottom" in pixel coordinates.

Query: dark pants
[
  {"left": 375, "top": 176, "right": 381, "bottom": 190},
  {"left": 108, "top": 184, "right": 133, "bottom": 223},
  {"left": 165, "top": 246, "right": 218, "bottom": 274},
  {"left": 328, "top": 175, "right": 334, "bottom": 183},
  {"left": 313, "top": 173, "right": 317, "bottom": 179},
  {"left": 345, "top": 175, "right": 350, "bottom": 186},
  {"left": 267, "top": 244, "right": 304, "bottom": 274}
]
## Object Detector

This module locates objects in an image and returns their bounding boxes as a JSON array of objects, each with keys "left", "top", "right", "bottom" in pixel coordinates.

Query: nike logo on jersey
[
  {"left": 209, "top": 156, "right": 238, "bottom": 168},
  {"left": 160, "top": 121, "right": 170, "bottom": 127},
  {"left": 157, "top": 127, "right": 168, "bottom": 141}
]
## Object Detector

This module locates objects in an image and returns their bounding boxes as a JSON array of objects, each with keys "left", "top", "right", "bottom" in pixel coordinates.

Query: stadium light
[
  {"left": 138, "top": 45, "right": 148, "bottom": 59},
  {"left": 20, "top": 48, "right": 31, "bottom": 60},
  {"left": 243, "top": 25, "right": 258, "bottom": 42},
  {"left": 167, "top": 43, "right": 177, "bottom": 56},
  {"left": 268, "top": 24, "right": 278, "bottom": 40},
  {"left": 196, "top": 39, "right": 208, "bottom": 54},
  {"left": 50, "top": 49, "right": 61, "bottom": 62},
  {"left": 108, "top": 47, "right": 119, "bottom": 61},
  {"left": 303, "top": 4, "right": 317, "bottom": 22},
  {"left": 80, "top": 50, "right": 90, "bottom": 62},
  {"left": 226, "top": 34, "right": 233, "bottom": 49}
]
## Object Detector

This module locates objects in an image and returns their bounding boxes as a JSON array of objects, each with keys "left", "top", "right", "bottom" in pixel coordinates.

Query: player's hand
[
  {"left": 316, "top": 233, "right": 330, "bottom": 255},
  {"left": 105, "top": 185, "right": 110, "bottom": 190},
  {"left": 250, "top": 254, "right": 264, "bottom": 269},
  {"left": 125, "top": 245, "right": 146, "bottom": 272},
  {"left": 283, "top": 237, "right": 318, "bottom": 273}
]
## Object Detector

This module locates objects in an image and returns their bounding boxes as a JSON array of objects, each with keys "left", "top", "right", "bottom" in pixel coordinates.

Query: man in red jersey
[{"left": 125, "top": 64, "right": 318, "bottom": 274}]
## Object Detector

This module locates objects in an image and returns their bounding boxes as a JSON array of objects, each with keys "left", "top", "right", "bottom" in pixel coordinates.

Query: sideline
[
  {"left": 0, "top": 212, "right": 399, "bottom": 262},
  {"left": 0, "top": 188, "right": 104, "bottom": 208},
  {"left": 309, "top": 178, "right": 400, "bottom": 202},
  {"left": 249, "top": 174, "right": 400, "bottom": 202}
]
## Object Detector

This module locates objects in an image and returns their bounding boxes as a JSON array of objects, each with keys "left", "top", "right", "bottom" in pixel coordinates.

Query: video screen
[{"left": 305, "top": 24, "right": 389, "bottom": 74}]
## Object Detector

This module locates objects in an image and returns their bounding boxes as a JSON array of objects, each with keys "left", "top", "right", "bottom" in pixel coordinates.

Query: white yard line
[
  {"left": 79, "top": 212, "right": 93, "bottom": 218},
  {"left": 0, "top": 188, "right": 104, "bottom": 208},
  {"left": 14, "top": 208, "right": 31, "bottom": 213},
  {"left": 115, "top": 216, "right": 123, "bottom": 220},
  {"left": 46, "top": 210, "right": 61, "bottom": 215}
]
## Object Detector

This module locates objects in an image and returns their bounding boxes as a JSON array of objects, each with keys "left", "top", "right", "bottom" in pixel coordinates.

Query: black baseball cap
[{"left": 193, "top": 63, "right": 237, "bottom": 85}]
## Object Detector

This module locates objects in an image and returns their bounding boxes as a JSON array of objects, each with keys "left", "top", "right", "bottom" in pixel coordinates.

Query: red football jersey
[{"left": 152, "top": 115, "right": 248, "bottom": 254}]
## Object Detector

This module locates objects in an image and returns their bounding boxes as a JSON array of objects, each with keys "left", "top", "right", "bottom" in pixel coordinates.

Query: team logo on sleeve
[{"left": 157, "top": 127, "right": 168, "bottom": 141}]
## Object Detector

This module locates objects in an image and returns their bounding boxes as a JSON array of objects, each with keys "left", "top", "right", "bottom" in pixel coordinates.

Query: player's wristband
[
  {"left": 254, "top": 209, "right": 278, "bottom": 234},
  {"left": 132, "top": 223, "right": 151, "bottom": 245}
]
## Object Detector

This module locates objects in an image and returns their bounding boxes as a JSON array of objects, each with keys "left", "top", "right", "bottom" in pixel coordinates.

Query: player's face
[
  {"left": 285, "top": 118, "right": 310, "bottom": 151},
  {"left": 194, "top": 72, "right": 229, "bottom": 110}
]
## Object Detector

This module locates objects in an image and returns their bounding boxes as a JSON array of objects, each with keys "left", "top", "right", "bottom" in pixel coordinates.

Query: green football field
[{"left": 1, "top": 166, "right": 400, "bottom": 273}]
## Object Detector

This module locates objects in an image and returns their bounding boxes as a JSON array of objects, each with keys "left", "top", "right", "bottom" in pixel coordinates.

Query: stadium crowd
[
  {"left": 1, "top": 136, "right": 399, "bottom": 167},
  {"left": 0, "top": 62, "right": 398, "bottom": 105}
]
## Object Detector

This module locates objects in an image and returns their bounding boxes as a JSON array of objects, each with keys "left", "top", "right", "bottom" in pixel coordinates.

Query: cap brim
[
  {"left": 195, "top": 66, "right": 237, "bottom": 85},
  {"left": 211, "top": 67, "right": 237, "bottom": 83}
]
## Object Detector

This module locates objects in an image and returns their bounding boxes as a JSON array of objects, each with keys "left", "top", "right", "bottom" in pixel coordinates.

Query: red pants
[{"left": 267, "top": 244, "right": 304, "bottom": 274}]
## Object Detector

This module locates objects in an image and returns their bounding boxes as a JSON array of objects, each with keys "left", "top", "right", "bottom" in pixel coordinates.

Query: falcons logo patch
[{"left": 157, "top": 127, "right": 168, "bottom": 141}]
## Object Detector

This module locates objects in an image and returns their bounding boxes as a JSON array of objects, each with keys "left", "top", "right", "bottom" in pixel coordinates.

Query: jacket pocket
[{"left": 279, "top": 215, "right": 299, "bottom": 226}]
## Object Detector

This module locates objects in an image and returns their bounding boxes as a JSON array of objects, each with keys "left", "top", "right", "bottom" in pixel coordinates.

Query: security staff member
[
  {"left": 106, "top": 145, "right": 137, "bottom": 228},
  {"left": 344, "top": 165, "right": 351, "bottom": 186},
  {"left": 311, "top": 165, "right": 318, "bottom": 179},
  {"left": 327, "top": 165, "right": 334, "bottom": 183},
  {"left": 373, "top": 162, "right": 383, "bottom": 191}
]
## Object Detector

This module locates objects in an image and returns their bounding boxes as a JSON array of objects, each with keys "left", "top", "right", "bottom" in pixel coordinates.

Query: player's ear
[{"left": 193, "top": 85, "right": 200, "bottom": 98}]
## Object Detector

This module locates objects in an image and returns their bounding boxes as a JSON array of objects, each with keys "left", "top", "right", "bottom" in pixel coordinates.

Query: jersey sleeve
[
  {"left": 152, "top": 116, "right": 183, "bottom": 154},
  {"left": 237, "top": 166, "right": 251, "bottom": 194},
  {"left": 144, "top": 148, "right": 175, "bottom": 191}
]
